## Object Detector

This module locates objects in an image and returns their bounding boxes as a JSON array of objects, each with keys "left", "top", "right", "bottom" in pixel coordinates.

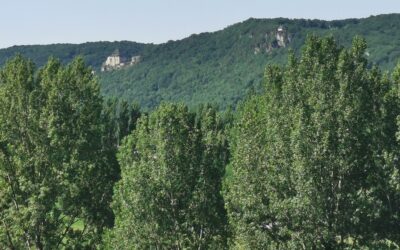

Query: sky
[{"left": 1, "top": 0, "right": 400, "bottom": 48}]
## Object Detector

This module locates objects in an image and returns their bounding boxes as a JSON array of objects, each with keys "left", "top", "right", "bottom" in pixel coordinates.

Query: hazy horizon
[{"left": 1, "top": 0, "right": 400, "bottom": 49}]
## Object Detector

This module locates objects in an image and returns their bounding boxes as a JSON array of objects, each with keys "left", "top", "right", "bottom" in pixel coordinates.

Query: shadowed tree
[
  {"left": 224, "top": 36, "right": 400, "bottom": 249},
  {"left": 0, "top": 56, "right": 118, "bottom": 249},
  {"left": 105, "top": 103, "right": 228, "bottom": 249}
]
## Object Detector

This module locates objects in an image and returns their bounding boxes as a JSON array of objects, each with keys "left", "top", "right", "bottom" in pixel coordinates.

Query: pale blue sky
[{"left": 1, "top": 0, "right": 399, "bottom": 48}]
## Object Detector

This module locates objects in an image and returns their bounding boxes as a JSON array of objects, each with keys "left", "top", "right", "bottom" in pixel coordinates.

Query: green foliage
[
  {"left": 2, "top": 15, "right": 400, "bottom": 110},
  {"left": 0, "top": 56, "right": 119, "bottom": 248},
  {"left": 105, "top": 103, "right": 229, "bottom": 249},
  {"left": 0, "top": 41, "right": 148, "bottom": 70},
  {"left": 1, "top": 18, "right": 400, "bottom": 249},
  {"left": 224, "top": 36, "right": 400, "bottom": 249},
  {"left": 101, "top": 98, "right": 141, "bottom": 173}
]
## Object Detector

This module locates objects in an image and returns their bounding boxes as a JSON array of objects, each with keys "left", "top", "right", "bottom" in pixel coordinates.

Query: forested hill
[
  {"left": 1, "top": 14, "right": 400, "bottom": 109},
  {"left": 0, "top": 41, "right": 150, "bottom": 69}
]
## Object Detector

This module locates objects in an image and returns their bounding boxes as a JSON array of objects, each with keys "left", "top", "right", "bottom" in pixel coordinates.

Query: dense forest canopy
[
  {"left": 225, "top": 36, "right": 400, "bottom": 249},
  {"left": 1, "top": 14, "right": 400, "bottom": 110},
  {"left": 1, "top": 25, "right": 400, "bottom": 249}
]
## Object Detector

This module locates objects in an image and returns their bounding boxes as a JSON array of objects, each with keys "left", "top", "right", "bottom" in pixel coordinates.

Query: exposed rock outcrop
[
  {"left": 254, "top": 26, "right": 291, "bottom": 55},
  {"left": 276, "top": 26, "right": 287, "bottom": 48}
]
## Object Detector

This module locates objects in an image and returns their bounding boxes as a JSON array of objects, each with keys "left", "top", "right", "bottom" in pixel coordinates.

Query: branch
[
  {"left": 55, "top": 216, "right": 76, "bottom": 249},
  {"left": 2, "top": 220, "right": 16, "bottom": 250}
]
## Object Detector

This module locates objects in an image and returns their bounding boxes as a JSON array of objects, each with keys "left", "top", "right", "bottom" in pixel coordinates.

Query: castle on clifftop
[{"left": 101, "top": 49, "right": 141, "bottom": 71}]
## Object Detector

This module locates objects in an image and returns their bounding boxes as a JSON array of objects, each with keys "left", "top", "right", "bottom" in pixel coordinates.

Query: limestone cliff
[{"left": 254, "top": 25, "right": 291, "bottom": 54}]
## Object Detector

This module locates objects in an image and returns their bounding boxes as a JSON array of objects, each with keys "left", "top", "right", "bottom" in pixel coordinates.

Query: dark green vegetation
[
  {"left": 105, "top": 104, "right": 229, "bottom": 249},
  {"left": 0, "top": 56, "right": 140, "bottom": 248},
  {"left": 0, "top": 42, "right": 148, "bottom": 70},
  {"left": 2, "top": 14, "right": 400, "bottom": 110},
  {"left": 225, "top": 36, "right": 400, "bottom": 249},
  {"left": 1, "top": 33, "right": 400, "bottom": 249},
  {"left": 0, "top": 56, "right": 117, "bottom": 248}
]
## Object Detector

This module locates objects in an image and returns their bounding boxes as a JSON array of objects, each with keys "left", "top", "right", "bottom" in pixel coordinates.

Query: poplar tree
[
  {"left": 225, "top": 36, "right": 400, "bottom": 249},
  {"left": 106, "top": 103, "right": 228, "bottom": 249},
  {"left": 0, "top": 56, "right": 116, "bottom": 248}
]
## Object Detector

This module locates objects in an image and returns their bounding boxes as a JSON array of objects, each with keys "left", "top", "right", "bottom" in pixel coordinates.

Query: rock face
[
  {"left": 131, "top": 55, "right": 141, "bottom": 65},
  {"left": 254, "top": 26, "right": 291, "bottom": 55},
  {"left": 276, "top": 26, "right": 287, "bottom": 48},
  {"left": 101, "top": 49, "right": 141, "bottom": 71}
]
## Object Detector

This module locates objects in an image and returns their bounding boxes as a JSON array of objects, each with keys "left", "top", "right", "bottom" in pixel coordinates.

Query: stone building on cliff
[{"left": 101, "top": 49, "right": 141, "bottom": 71}]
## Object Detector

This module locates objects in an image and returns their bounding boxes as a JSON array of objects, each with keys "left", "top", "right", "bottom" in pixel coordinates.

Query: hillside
[
  {"left": 1, "top": 14, "right": 400, "bottom": 109},
  {"left": 0, "top": 41, "right": 150, "bottom": 69}
]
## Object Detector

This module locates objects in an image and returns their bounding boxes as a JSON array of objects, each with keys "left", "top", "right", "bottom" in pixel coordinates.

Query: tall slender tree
[
  {"left": 106, "top": 103, "right": 228, "bottom": 249},
  {"left": 0, "top": 56, "right": 117, "bottom": 248},
  {"left": 224, "top": 36, "right": 400, "bottom": 249}
]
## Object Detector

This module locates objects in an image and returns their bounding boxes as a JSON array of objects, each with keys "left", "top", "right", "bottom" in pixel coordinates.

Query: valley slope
[{"left": 1, "top": 14, "right": 400, "bottom": 109}]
